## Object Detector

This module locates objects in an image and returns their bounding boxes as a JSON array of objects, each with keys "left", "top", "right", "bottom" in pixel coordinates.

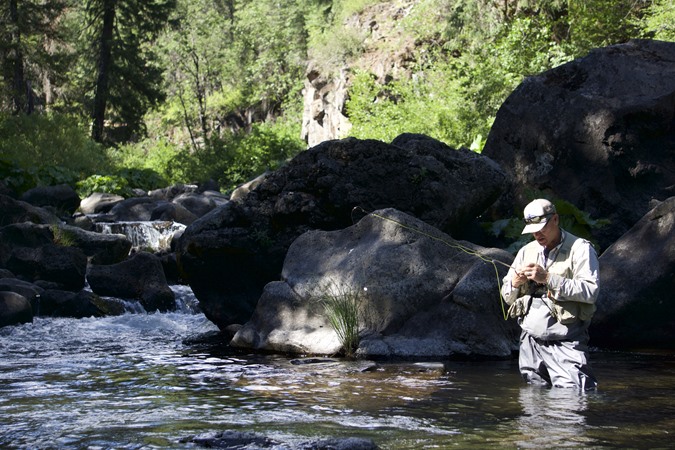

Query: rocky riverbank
[{"left": 1, "top": 40, "right": 673, "bottom": 354}]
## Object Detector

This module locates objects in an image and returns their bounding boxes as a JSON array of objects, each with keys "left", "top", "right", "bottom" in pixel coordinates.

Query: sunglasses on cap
[{"left": 523, "top": 213, "right": 553, "bottom": 225}]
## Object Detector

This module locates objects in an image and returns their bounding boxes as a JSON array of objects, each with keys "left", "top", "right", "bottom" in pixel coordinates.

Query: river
[{"left": 1, "top": 289, "right": 673, "bottom": 449}]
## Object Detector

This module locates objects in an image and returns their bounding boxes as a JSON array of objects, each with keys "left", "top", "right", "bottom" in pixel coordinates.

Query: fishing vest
[{"left": 520, "top": 232, "right": 596, "bottom": 324}]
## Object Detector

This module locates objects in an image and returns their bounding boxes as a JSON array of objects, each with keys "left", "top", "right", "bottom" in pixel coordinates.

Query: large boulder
[
  {"left": 232, "top": 209, "right": 519, "bottom": 358},
  {"left": 108, "top": 197, "right": 162, "bottom": 221},
  {"left": 0, "top": 194, "right": 58, "bottom": 227},
  {"left": 592, "top": 197, "right": 675, "bottom": 348},
  {"left": 79, "top": 192, "right": 125, "bottom": 214},
  {"left": 20, "top": 184, "right": 81, "bottom": 215},
  {"left": 0, "top": 291, "right": 33, "bottom": 328},
  {"left": 87, "top": 251, "right": 175, "bottom": 312},
  {"left": 4, "top": 243, "right": 87, "bottom": 290},
  {"left": 482, "top": 39, "right": 675, "bottom": 251},
  {"left": 53, "top": 224, "right": 131, "bottom": 265},
  {"left": 0, "top": 277, "right": 44, "bottom": 313},
  {"left": 178, "top": 135, "right": 507, "bottom": 329}
]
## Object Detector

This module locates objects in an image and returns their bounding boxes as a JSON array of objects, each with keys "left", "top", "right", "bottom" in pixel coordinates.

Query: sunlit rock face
[
  {"left": 483, "top": 39, "right": 675, "bottom": 251},
  {"left": 232, "top": 208, "right": 520, "bottom": 358},
  {"left": 176, "top": 135, "right": 507, "bottom": 330}
]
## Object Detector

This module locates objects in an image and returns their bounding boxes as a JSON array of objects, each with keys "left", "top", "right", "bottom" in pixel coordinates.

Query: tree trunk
[
  {"left": 91, "top": 0, "right": 116, "bottom": 143},
  {"left": 8, "top": 0, "right": 27, "bottom": 114}
]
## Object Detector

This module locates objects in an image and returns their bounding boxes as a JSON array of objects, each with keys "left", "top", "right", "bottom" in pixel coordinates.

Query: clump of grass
[
  {"left": 319, "top": 282, "right": 363, "bottom": 358},
  {"left": 50, "top": 224, "right": 77, "bottom": 247}
]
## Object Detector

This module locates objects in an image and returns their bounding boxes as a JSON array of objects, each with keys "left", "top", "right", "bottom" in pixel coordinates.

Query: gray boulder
[
  {"left": 592, "top": 197, "right": 675, "bottom": 348},
  {"left": 0, "top": 291, "right": 33, "bottom": 328},
  {"left": 482, "top": 39, "right": 675, "bottom": 251},
  {"left": 232, "top": 209, "right": 519, "bottom": 358},
  {"left": 87, "top": 251, "right": 175, "bottom": 312},
  {"left": 178, "top": 135, "right": 507, "bottom": 329},
  {"left": 79, "top": 192, "right": 125, "bottom": 214}
]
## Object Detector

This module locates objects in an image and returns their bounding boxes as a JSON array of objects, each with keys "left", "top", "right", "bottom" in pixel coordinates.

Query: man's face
[{"left": 533, "top": 214, "right": 560, "bottom": 249}]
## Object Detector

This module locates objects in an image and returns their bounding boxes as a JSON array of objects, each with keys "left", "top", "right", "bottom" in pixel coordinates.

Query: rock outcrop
[
  {"left": 232, "top": 209, "right": 519, "bottom": 358},
  {"left": 482, "top": 39, "right": 675, "bottom": 251},
  {"left": 178, "top": 135, "right": 507, "bottom": 329}
]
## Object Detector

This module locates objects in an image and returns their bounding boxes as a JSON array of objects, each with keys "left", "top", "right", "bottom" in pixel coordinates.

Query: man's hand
[{"left": 515, "top": 263, "right": 548, "bottom": 285}]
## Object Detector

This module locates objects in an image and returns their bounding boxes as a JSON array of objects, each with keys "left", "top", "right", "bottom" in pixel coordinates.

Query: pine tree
[{"left": 85, "top": 0, "right": 176, "bottom": 143}]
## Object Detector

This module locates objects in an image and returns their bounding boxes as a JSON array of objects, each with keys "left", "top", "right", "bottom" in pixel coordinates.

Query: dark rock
[
  {"left": 149, "top": 183, "right": 199, "bottom": 201},
  {"left": 20, "top": 184, "right": 81, "bottom": 215},
  {"left": 483, "top": 40, "right": 675, "bottom": 251},
  {"left": 150, "top": 202, "right": 198, "bottom": 225},
  {"left": 592, "top": 197, "right": 675, "bottom": 348},
  {"left": 178, "top": 135, "right": 507, "bottom": 329},
  {"left": 0, "top": 277, "right": 44, "bottom": 313},
  {"left": 0, "top": 269, "right": 15, "bottom": 279},
  {"left": 232, "top": 208, "right": 519, "bottom": 358},
  {"left": 172, "top": 192, "right": 223, "bottom": 217},
  {"left": 0, "top": 291, "right": 33, "bottom": 328},
  {"left": 301, "top": 437, "right": 379, "bottom": 450},
  {"left": 186, "top": 430, "right": 282, "bottom": 449},
  {"left": 108, "top": 197, "right": 161, "bottom": 221},
  {"left": 39, "top": 289, "right": 127, "bottom": 318},
  {"left": 184, "top": 430, "right": 379, "bottom": 450},
  {"left": 0, "top": 194, "right": 58, "bottom": 227},
  {"left": 5, "top": 243, "right": 87, "bottom": 290},
  {"left": 87, "top": 251, "right": 175, "bottom": 312},
  {"left": 52, "top": 223, "right": 132, "bottom": 265}
]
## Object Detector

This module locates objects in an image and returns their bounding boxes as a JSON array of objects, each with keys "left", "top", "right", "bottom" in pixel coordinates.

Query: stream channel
[{"left": 1, "top": 285, "right": 673, "bottom": 449}]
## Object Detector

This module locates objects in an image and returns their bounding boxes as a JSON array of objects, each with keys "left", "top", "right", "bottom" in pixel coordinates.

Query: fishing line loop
[{"left": 351, "top": 206, "right": 513, "bottom": 320}]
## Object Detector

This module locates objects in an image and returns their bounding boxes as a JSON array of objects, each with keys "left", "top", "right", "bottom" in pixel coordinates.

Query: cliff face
[{"left": 301, "top": 1, "right": 418, "bottom": 147}]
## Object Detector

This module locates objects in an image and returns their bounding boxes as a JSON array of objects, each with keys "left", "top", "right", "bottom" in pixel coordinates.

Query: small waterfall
[{"left": 95, "top": 221, "right": 186, "bottom": 253}]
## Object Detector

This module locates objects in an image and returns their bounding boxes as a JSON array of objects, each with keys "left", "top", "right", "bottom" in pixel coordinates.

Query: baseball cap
[{"left": 521, "top": 199, "right": 557, "bottom": 234}]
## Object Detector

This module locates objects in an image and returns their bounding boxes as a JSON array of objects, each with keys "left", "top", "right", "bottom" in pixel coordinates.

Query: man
[{"left": 501, "top": 199, "right": 599, "bottom": 389}]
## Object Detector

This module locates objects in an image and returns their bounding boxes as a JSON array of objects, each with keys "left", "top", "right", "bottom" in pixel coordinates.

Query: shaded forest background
[{"left": 1, "top": 0, "right": 673, "bottom": 198}]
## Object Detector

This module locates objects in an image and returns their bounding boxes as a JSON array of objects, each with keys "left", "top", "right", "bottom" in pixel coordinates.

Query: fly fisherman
[{"left": 501, "top": 199, "right": 599, "bottom": 390}]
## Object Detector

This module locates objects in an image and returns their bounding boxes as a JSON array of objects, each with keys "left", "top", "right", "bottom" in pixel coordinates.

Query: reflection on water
[
  {"left": 0, "top": 312, "right": 673, "bottom": 449},
  {"left": 516, "top": 386, "right": 590, "bottom": 448}
]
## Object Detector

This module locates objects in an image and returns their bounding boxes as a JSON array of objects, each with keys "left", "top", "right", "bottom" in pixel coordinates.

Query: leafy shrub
[
  {"left": 76, "top": 174, "right": 131, "bottom": 198},
  {"left": 0, "top": 112, "right": 108, "bottom": 179}
]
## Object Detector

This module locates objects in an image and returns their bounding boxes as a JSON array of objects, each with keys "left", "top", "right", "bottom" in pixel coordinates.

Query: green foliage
[
  {"left": 2, "top": 0, "right": 675, "bottom": 196},
  {"left": 319, "top": 281, "right": 363, "bottom": 358},
  {"left": 0, "top": 112, "right": 108, "bottom": 193},
  {"left": 639, "top": 0, "right": 675, "bottom": 41},
  {"left": 76, "top": 174, "right": 131, "bottom": 198},
  {"left": 482, "top": 196, "right": 610, "bottom": 254}
]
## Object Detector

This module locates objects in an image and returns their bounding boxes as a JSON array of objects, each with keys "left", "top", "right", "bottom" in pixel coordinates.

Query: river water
[{"left": 1, "top": 291, "right": 673, "bottom": 449}]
